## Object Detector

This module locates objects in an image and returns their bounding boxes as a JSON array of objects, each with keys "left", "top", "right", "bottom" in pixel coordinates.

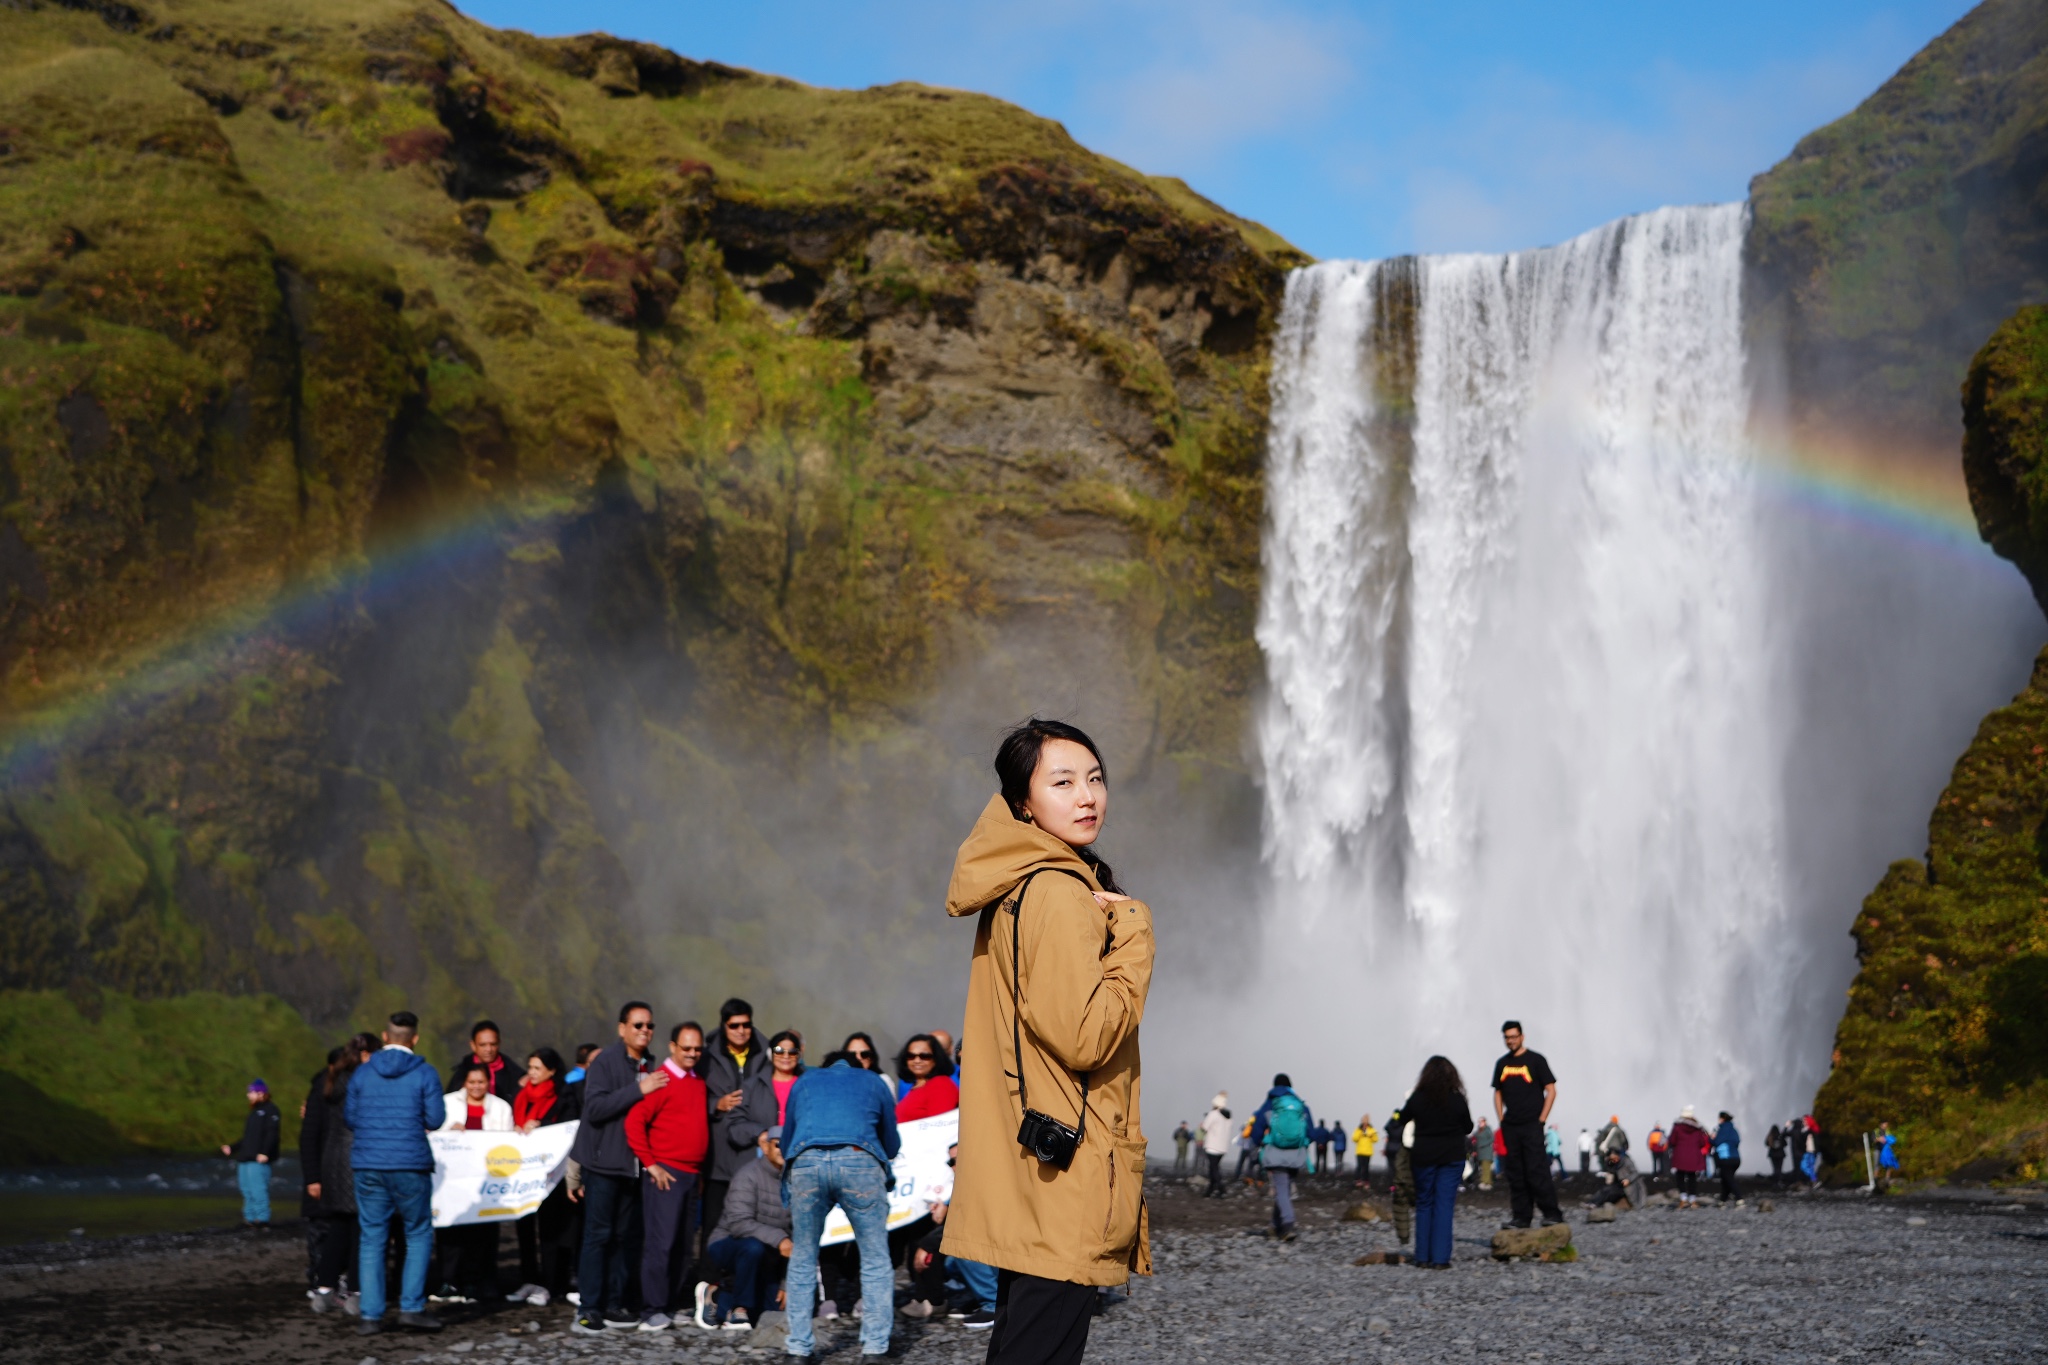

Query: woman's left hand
[{"left": 1092, "top": 891, "right": 1132, "bottom": 908}]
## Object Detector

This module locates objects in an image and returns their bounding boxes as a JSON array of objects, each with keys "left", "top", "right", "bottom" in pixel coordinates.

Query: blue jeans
[
  {"left": 235, "top": 1161, "right": 271, "bottom": 1223},
  {"left": 356, "top": 1169, "right": 433, "bottom": 1319},
  {"left": 1270, "top": 1168, "right": 1295, "bottom": 1231},
  {"left": 785, "top": 1147, "right": 892, "bottom": 1357},
  {"left": 952, "top": 1255, "right": 997, "bottom": 1310},
  {"left": 1413, "top": 1162, "right": 1460, "bottom": 1266},
  {"left": 709, "top": 1235, "right": 785, "bottom": 1317}
]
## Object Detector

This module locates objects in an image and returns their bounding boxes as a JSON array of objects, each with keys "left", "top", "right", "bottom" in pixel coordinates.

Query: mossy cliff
[
  {"left": 1816, "top": 308, "right": 2048, "bottom": 1182},
  {"left": 0, "top": 0, "right": 1303, "bottom": 1148},
  {"left": 1746, "top": 0, "right": 2048, "bottom": 457}
]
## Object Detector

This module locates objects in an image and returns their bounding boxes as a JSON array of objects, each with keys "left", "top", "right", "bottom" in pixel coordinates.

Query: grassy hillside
[
  {"left": 1746, "top": 0, "right": 2048, "bottom": 458},
  {"left": 1816, "top": 307, "right": 2048, "bottom": 1182},
  {"left": 0, "top": 0, "right": 1302, "bottom": 1141}
]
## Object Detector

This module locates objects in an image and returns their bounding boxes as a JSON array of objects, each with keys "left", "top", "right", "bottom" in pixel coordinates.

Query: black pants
[
  {"left": 1501, "top": 1122, "right": 1561, "bottom": 1226},
  {"left": 986, "top": 1270, "right": 1094, "bottom": 1365},
  {"left": 1718, "top": 1158, "right": 1741, "bottom": 1202},
  {"left": 537, "top": 1184, "right": 575, "bottom": 1294},
  {"left": 312, "top": 1212, "right": 358, "bottom": 1291},
  {"left": 697, "top": 1178, "right": 730, "bottom": 1281},
  {"left": 578, "top": 1171, "right": 643, "bottom": 1320},
  {"left": 1355, "top": 1154, "right": 1369, "bottom": 1181},
  {"left": 1204, "top": 1152, "right": 1225, "bottom": 1196},
  {"left": 1676, "top": 1169, "right": 1699, "bottom": 1197},
  {"left": 639, "top": 1171, "right": 700, "bottom": 1315}
]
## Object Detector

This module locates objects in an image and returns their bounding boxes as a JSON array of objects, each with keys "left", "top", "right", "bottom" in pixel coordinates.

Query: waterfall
[{"left": 1256, "top": 204, "right": 1796, "bottom": 1123}]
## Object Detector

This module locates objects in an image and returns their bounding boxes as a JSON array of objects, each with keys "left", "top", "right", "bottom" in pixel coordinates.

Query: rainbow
[
  {"left": 0, "top": 428, "right": 2015, "bottom": 779},
  {"left": 0, "top": 497, "right": 525, "bottom": 779}
]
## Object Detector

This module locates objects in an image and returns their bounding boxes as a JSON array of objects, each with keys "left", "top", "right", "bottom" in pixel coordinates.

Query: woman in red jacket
[
  {"left": 1667, "top": 1106, "right": 1711, "bottom": 1208},
  {"left": 894, "top": 1033, "right": 959, "bottom": 1122}
]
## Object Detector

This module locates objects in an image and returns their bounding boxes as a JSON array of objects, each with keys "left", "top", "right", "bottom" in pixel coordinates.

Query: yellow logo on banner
[{"left": 485, "top": 1145, "right": 523, "bottom": 1178}]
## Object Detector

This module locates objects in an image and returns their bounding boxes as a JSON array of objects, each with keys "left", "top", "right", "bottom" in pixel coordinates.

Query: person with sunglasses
[
  {"left": 568, "top": 1001, "right": 668, "bottom": 1336},
  {"left": 894, "top": 1033, "right": 960, "bottom": 1121},
  {"left": 699, "top": 999, "right": 771, "bottom": 1285},
  {"left": 736, "top": 1030, "right": 805, "bottom": 1135}
]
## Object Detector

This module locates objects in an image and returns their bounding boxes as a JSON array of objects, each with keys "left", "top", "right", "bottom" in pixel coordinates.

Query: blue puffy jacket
[
  {"left": 1713, "top": 1120, "right": 1741, "bottom": 1164},
  {"left": 782, "top": 1059, "right": 900, "bottom": 1177},
  {"left": 345, "top": 1047, "right": 447, "bottom": 1172}
]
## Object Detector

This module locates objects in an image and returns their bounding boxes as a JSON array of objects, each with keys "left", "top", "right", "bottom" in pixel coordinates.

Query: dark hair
[
  {"left": 326, "top": 1045, "right": 347, "bottom": 1068},
  {"left": 1412, "top": 1055, "right": 1465, "bottom": 1104},
  {"left": 719, "top": 998, "right": 754, "bottom": 1024},
  {"left": 618, "top": 1000, "right": 652, "bottom": 1024},
  {"left": 768, "top": 1029, "right": 803, "bottom": 1055},
  {"left": 388, "top": 1011, "right": 419, "bottom": 1033},
  {"left": 576, "top": 1043, "right": 600, "bottom": 1064},
  {"left": 840, "top": 1032, "right": 881, "bottom": 1071},
  {"left": 1502, "top": 1020, "right": 1521, "bottom": 1033},
  {"left": 897, "top": 1033, "right": 956, "bottom": 1083},
  {"left": 671, "top": 1020, "right": 704, "bottom": 1044},
  {"left": 471, "top": 1019, "right": 500, "bottom": 1040},
  {"left": 820, "top": 1050, "right": 847, "bottom": 1068},
  {"left": 528, "top": 1046, "right": 565, "bottom": 1078},
  {"left": 1273, "top": 1073, "right": 1291, "bottom": 1088},
  {"left": 993, "top": 717, "right": 1123, "bottom": 894},
  {"left": 457, "top": 1061, "right": 489, "bottom": 1082},
  {"left": 326, "top": 1035, "right": 377, "bottom": 1099}
]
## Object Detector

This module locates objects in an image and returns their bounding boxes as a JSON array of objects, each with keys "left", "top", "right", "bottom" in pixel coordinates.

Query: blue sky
[{"left": 457, "top": 1, "right": 1975, "bottom": 261}]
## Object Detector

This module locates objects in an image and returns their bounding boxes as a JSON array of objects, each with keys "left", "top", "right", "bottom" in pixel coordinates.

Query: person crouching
[{"left": 697, "top": 1127, "right": 794, "bottom": 1330}]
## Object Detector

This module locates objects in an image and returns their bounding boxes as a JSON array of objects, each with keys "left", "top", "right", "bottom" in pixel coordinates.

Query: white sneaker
[
  {"left": 723, "top": 1310, "right": 752, "bottom": 1332},
  {"left": 507, "top": 1283, "right": 541, "bottom": 1303},
  {"left": 694, "top": 1281, "right": 718, "bottom": 1330},
  {"left": 566, "top": 1291, "right": 582, "bottom": 1307},
  {"left": 639, "top": 1312, "right": 672, "bottom": 1332},
  {"left": 525, "top": 1287, "right": 551, "bottom": 1307}
]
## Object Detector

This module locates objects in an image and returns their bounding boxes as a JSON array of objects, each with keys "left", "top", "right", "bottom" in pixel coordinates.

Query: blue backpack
[{"left": 1266, "top": 1093, "right": 1310, "bottom": 1149}]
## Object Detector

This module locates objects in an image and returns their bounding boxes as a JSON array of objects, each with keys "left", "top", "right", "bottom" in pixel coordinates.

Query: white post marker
[{"left": 1862, "top": 1131, "right": 1876, "bottom": 1193}]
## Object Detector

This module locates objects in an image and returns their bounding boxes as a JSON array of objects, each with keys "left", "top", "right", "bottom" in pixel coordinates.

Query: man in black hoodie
[
  {"left": 569, "top": 1000, "right": 665, "bottom": 1336},
  {"left": 444, "top": 1019, "right": 521, "bottom": 1106},
  {"left": 697, "top": 997, "right": 769, "bottom": 1272},
  {"left": 221, "top": 1079, "right": 281, "bottom": 1224}
]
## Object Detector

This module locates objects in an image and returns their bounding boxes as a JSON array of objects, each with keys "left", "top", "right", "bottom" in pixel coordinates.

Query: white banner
[
  {"left": 820, "top": 1110, "right": 958, "bottom": 1247},
  {"left": 429, "top": 1122, "right": 579, "bottom": 1228}
]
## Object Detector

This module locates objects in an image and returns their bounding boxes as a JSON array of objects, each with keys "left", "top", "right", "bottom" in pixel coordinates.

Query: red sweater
[
  {"left": 625, "top": 1064, "right": 710, "bottom": 1173},
  {"left": 896, "top": 1075, "right": 959, "bottom": 1122}
]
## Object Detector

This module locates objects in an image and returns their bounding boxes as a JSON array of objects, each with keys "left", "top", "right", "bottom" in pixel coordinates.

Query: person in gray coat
[
  {"left": 697, "top": 1128, "right": 794, "bottom": 1329},
  {"left": 698, "top": 998, "right": 771, "bottom": 1266}
]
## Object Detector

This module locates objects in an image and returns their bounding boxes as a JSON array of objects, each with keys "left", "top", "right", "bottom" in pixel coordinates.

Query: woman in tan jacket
[{"left": 940, "top": 718, "right": 1154, "bottom": 1365}]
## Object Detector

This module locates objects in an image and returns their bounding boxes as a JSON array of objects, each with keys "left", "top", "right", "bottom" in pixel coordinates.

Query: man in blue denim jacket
[{"left": 780, "top": 1057, "right": 901, "bottom": 1359}]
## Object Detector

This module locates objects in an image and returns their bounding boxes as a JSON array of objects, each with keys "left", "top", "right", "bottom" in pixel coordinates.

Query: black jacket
[
  {"left": 568, "top": 1042, "right": 655, "bottom": 1178},
  {"left": 1400, "top": 1089, "right": 1473, "bottom": 1169},
  {"left": 229, "top": 1099, "right": 282, "bottom": 1162},
  {"left": 299, "top": 1070, "right": 357, "bottom": 1214},
  {"left": 702, "top": 1040, "right": 772, "bottom": 1183}
]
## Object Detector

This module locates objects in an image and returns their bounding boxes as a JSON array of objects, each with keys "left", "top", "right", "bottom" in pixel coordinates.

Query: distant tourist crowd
[{"left": 1153, "top": 1019, "right": 1845, "bottom": 1269}]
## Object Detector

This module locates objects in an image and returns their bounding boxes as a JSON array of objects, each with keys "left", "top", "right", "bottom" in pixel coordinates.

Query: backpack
[{"left": 1266, "top": 1093, "right": 1310, "bottom": 1149}]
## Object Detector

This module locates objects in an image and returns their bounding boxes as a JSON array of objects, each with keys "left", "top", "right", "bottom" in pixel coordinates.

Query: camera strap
[{"left": 1005, "top": 868, "right": 1093, "bottom": 1139}]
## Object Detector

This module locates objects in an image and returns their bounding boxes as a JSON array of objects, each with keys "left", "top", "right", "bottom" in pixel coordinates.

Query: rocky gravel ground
[{"left": 5, "top": 1176, "right": 2045, "bottom": 1363}]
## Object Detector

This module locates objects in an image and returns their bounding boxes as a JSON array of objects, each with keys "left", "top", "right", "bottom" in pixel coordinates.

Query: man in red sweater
[{"left": 625, "top": 1022, "right": 709, "bottom": 1331}]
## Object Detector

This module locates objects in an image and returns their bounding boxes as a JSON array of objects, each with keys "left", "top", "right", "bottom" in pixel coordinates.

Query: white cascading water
[{"left": 1256, "top": 203, "right": 1797, "bottom": 1125}]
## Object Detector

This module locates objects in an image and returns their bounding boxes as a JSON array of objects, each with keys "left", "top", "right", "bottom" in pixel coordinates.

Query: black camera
[{"left": 1018, "top": 1109, "right": 1082, "bottom": 1169}]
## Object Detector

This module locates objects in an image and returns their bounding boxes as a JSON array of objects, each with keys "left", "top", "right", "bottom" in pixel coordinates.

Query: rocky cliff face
[
  {"left": 1746, "top": 0, "right": 2048, "bottom": 460},
  {"left": 0, "top": 0, "right": 1301, "bottom": 1130},
  {"left": 1817, "top": 308, "right": 2048, "bottom": 1181}
]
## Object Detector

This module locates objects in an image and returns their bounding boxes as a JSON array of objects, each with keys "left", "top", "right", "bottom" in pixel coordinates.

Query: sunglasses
[
  {"left": 906, "top": 1052, "right": 935, "bottom": 1061},
  {"left": 848, "top": 1048, "right": 874, "bottom": 1058},
  {"left": 772, "top": 1046, "right": 800, "bottom": 1056},
  {"left": 626, "top": 1021, "right": 653, "bottom": 1031},
  {"left": 726, "top": 1020, "right": 753, "bottom": 1031}
]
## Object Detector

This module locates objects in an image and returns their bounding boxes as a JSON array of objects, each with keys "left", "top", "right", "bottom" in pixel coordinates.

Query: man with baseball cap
[{"left": 221, "top": 1078, "right": 281, "bottom": 1224}]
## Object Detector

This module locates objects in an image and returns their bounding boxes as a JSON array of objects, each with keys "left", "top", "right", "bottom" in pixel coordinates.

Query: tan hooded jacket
[{"left": 937, "top": 794, "right": 1154, "bottom": 1286}]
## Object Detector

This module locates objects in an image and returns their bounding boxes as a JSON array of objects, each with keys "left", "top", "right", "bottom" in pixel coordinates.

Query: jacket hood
[
  {"left": 945, "top": 793, "right": 1100, "bottom": 916},
  {"left": 363, "top": 1048, "right": 429, "bottom": 1080}
]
